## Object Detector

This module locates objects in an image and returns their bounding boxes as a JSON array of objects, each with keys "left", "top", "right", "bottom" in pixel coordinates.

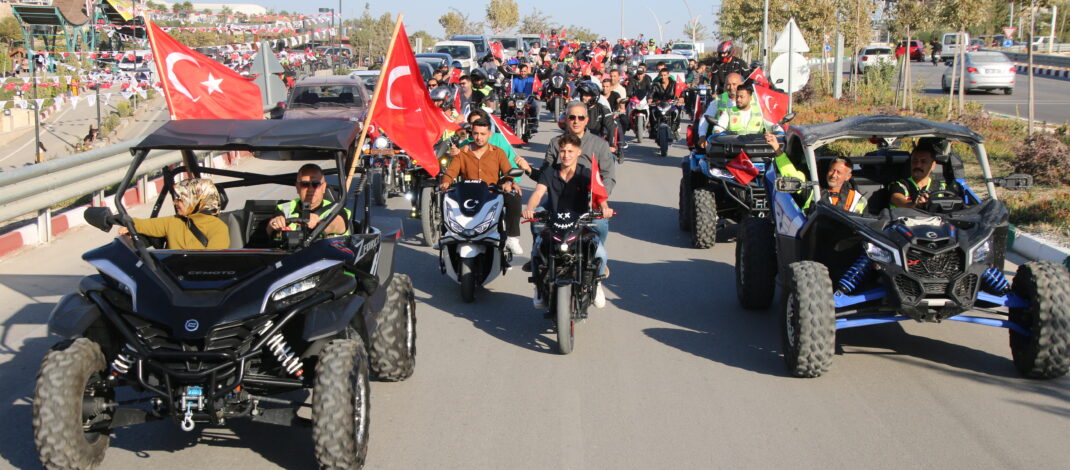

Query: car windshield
[
  {"left": 645, "top": 59, "right": 688, "bottom": 72},
  {"left": 864, "top": 48, "right": 891, "bottom": 55},
  {"left": 497, "top": 38, "right": 519, "bottom": 49},
  {"left": 672, "top": 44, "right": 694, "bottom": 50},
  {"left": 455, "top": 38, "right": 486, "bottom": 54},
  {"left": 969, "top": 52, "right": 1010, "bottom": 64},
  {"left": 290, "top": 85, "right": 365, "bottom": 108},
  {"left": 435, "top": 45, "right": 471, "bottom": 59}
]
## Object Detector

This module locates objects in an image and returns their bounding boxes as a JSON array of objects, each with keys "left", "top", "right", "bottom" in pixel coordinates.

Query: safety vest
[
  {"left": 714, "top": 92, "right": 734, "bottom": 115},
  {"left": 725, "top": 106, "right": 766, "bottom": 134},
  {"left": 276, "top": 198, "right": 351, "bottom": 236},
  {"left": 821, "top": 188, "right": 867, "bottom": 213},
  {"left": 890, "top": 178, "right": 946, "bottom": 208}
]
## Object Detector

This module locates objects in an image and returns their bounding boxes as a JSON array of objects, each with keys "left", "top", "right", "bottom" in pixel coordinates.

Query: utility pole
[
  {"left": 763, "top": 0, "right": 770, "bottom": 68},
  {"left": 1050, "top": 5, "right": 1057, "bottom": 54},
  {"left": 1028, "top": 0, "right": 1036, "bottom": 134},
  {"left": 620, "top": 0, "right": 624, "bottom": 40},
  {"left": 29, "top": 47, "right": 42, "bottom": 163}
]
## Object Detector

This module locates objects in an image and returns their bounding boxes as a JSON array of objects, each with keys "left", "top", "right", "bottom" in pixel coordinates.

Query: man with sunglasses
[{"left": 267, "top": 164, "right": 350, "bottom": 238}]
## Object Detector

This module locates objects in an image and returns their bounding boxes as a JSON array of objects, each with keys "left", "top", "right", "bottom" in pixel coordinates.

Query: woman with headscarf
[{"left": 119, "top": 178, "right": 230, "bottom": 249}]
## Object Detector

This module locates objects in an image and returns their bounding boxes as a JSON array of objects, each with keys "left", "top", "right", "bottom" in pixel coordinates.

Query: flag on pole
[
  {"left": 145, "top": 20, "right": 262, "bottom": 119},
  {"left": 532, "top": 74, "right": 542, "bottom": 95},
  {"left": 727, "top": 150, "right": 760, "bottom": 185},
  {"left": 368, "top": 22, "right": 460, "bottom": 176},
  {"left": 753, "top": 84, "right": 789, "bottom": 125},
  {"left": 748, "top": 67, "right": 770, "bottom": 87}
]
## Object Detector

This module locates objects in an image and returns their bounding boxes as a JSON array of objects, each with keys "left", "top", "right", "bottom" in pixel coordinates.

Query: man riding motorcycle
[
  {"left": 469, "top": 68, "right": 497, "bottom": 112},
  {"left": 649, "top": 68, "right": 683, "bottom": 136},
  {"left": 575, "top": 81, "right": 620, "bottom": 154},
  {"left": 710, "top": 41, "right": 749, "bottom": 95}
]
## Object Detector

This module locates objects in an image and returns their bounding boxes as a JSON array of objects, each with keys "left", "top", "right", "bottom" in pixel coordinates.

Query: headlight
[
  {"left": 445, "top": 214, "right": 465, "bottom": 234},
  {"left": 472, "top": 202, "right": 500, "bottom": 234},
  {"left": 971, "top": 239, "right": 992, "bottom": 264},
  {"left": 271, "top": 275, "right": 319, "bottom": 301},
  {"left": 374, "top": 136, "right": 390, "bottom": 150},
  {"left": 864, "top": 242, "right": 895, "bottom": 265},
  {"left": 559, "top": 243, "right": 569, "bottom": 252},
  {"left": 515, "top": 100, "right": 526, "bottom": 108},
  {"left": 440, "top": 157, "right": 448, "bottom": 166}
]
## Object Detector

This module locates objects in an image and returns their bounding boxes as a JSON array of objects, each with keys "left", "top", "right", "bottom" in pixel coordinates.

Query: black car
[
  {"left": 34, "top": 119, "right": 416, "bottom": 469},
  {"left": 735, "top": 115, "right": 1069, "bottom": 379}
]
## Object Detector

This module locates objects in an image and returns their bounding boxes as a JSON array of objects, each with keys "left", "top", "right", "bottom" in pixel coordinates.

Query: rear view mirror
[
  {"left": 779, "top": 112, "right": 796, "bottom": 125},
  {"left": 776, "top": 177, "right": 804, "bottom": 193},
  {"left": 84, "top": 207, "right": 115, "bottom": 233},
  {"left": 507, "top": 167, "right": 525, "bottom": 177},
  {"left": 997, "top": 173, "right": 1033, "bottom": 190}
]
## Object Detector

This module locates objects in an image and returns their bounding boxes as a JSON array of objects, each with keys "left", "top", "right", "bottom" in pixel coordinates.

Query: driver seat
[{"left": 218, "top": 211, "right": 247, "bottom": 249}]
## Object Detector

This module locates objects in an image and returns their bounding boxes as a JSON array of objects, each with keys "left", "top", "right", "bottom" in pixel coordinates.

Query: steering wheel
[
  {"left": 924, "top": 189, "right": 963, "bottom": 213},
  {"left": 279, "top": 217, "right": 312, "bottom": 249}
]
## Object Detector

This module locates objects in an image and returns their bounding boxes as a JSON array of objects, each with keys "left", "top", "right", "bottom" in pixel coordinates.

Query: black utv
[
  {"left": 735, "top": 115, "right": 1070, "bottom": 379},
  {"left": 34, "top": 120, "right": 416, "bottom": 469}
]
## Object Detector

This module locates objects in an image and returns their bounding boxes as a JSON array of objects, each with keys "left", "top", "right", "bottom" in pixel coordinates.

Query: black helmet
[
  {"left": 470, "top": 68, "right": 487, "bottom": 82},
  {"left": 576, "top": 81, "right": 600, "bottom": 98},
  {"left": 430, "top": 86, "right": 450, "bottom": 102},
  {"left": 718, "top": 41, "right": 735, "bottom": 63}
]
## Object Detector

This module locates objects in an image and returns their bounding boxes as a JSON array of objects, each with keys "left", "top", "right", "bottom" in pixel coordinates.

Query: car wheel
[
  {"left": 781, "top": 261, "right": 836, "bottom": 378},
  {"left": 1004, "top": 87, "right": 1014, "bottom": 95},
  {"left": 736, "top": 217, "right": 777, "bottom": 310},
  {"left": 1009, "top": 261, "right": 1070, "bottom": 379}
]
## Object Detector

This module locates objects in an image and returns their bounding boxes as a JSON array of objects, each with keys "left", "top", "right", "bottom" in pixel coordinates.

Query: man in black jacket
[{"left": 710, "top": 41, "right": 749, "bottom": 95}]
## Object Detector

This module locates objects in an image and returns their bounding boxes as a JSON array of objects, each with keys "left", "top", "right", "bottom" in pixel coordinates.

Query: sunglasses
[
  {"left": 297, "top": 180, "right": 322, "bottom": 188},
  {"left": 566, "top": 115, "right": 587, "bottom": 121}
]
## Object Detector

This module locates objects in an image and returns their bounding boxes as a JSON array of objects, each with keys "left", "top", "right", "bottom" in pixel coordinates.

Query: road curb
[
  {"left": 0, "top": 150, "right": 249, "bottom": 259},
  {"left": 1007, "top": 224, "right": 1070, "bottom": 269},
  {"left": 1014, "top": 65, "right": 1070, "bottom": 81}
]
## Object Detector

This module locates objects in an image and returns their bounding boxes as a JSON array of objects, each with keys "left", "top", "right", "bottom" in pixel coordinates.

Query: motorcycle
[
  {"left": 628, "top": 94, "right": 650, "bottom": 145},
  {"left": 543, "top": 71, "right": 571, "bottom": 120},
  {"left": 528, "top": 209, "right": 606, "bottom": 355},
  {"left": 439, "top": 170, "right": 524, "bottom": 302},
  {"left": 363, "top": 135, "right": 413, "bottom": 206},
  {"left": 503, "top": 93, "right": 538, "bottom": 143},
  {"left": 650, "top": 100, "right": 680, "bottom": 158}
]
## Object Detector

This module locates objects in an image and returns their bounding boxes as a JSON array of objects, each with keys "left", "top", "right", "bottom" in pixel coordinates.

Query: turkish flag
[
  {"left": 727, "top": 150, "right": 760, "bottom": 185},
  {"left": 748, "top": 67, "right": 770, "bottom": 87},
  {"left": 674, "top": 80, "right": 687, "bottom": 98},
  {"left": 753, "top": 84, "right": 789, "bottom": 125},
  {"left": 532, "top": 75, "right": 542, "bottom": 95},
  {"left": 145, "top": 21, "right": 262, "bottom": 119},
  {"left": 489, "top": 113, "right": 524, "bottom": 145},
  {"left": 589, "top": 155, "right": 608, "bottom": 210},
  {"left": 453, "top": 89, "right": 463, "bottom": 115},
  {"left": 369, "top": 23, "right": 460, "bottom": 176},
  {"left": 490, "top": 42, "right": 504, "bottom": 60},
  {"left": 559, "top": 43, "right": 571, "bottom": 60},
  {"left": 447, "top": 67, "right": 462, "bottom": 84}
]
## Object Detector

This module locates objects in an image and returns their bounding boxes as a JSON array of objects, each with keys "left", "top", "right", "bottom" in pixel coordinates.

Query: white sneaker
[
  {"left": 533, "top": 287, "right": 547, "bottom": 309},
  {"left": 506, "top": 236, "right": 523, "bottom": 255},
  {"left": 593, "top": 284, "right": 607, "bottom": 308}
]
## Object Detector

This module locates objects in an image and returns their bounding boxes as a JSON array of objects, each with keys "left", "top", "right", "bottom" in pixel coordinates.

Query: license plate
[{"left": 985, "top": 69, "right": 1001, "bottom": 74}]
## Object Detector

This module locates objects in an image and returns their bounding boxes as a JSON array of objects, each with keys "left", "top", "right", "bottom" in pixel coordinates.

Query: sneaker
[
  {"left": 593, "top": 284, "right": 607, "bottom": 308},
  {"left": 521, "top": 261, "right": 532, "bottom": 272},
  {"left": 533, "top": 287, "right": 547, "bottom": 309},
  {"left": 506, "top": 236, "right": 523, "bottom": 255}
]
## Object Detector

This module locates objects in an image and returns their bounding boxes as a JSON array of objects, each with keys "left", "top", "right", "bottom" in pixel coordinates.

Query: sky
[{"left": 245, "top": 0, "right": 723, "bottom": 44}]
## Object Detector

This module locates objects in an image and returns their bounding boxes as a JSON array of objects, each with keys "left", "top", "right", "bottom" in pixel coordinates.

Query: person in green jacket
[
  {"left": 769, "top": 136, "right": 868, "bottom": 214},
  {"left": 454, "top": 108, "right": 533, "bottom": 183}
]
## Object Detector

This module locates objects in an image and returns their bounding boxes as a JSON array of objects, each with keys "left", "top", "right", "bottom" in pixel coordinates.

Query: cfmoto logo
[{"left": 184, "top": 319, "right": 200, "bottom": 332}]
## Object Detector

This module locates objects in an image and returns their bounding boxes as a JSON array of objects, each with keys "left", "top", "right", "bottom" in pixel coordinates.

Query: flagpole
[
  {"left": 344, "top": 13, "right": 403, "bottom": 191},
  {"left": 143, "top": 16, "right": 177, "bottom": 120}
]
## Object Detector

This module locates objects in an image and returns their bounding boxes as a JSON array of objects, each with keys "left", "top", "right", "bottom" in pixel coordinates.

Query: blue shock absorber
[
  {"left": 981, "top": 267, "right": 1011, "bottom": 294},
  {"left": 837, "top": 255, "right": 871, "bottom": 294}
]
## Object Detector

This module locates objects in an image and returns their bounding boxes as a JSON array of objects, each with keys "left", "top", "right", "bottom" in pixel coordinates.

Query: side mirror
[
  {"left": 776, "top": 177, "right": 805, "bottom": 193},
  {"left": 84, "top": 207, "right": 115, "bottom": 233},
  {"left": 997, "top": 173, "right": 1033, "bottom": 190},
  {"left": 507, "top": 167, "right": 525, "bottom": 177},
  {"left": 779, "top": 112, "right": 796, "bottom": 125}
]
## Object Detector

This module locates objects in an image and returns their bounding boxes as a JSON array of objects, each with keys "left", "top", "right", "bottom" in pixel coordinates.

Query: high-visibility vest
[
  {"left": 725, "top": 106, "right": 766, "bottom": 134},
  {"left": 276, "top": 198, "right": 351, "bottom": 236},
  {"left": 890, "top": 178, "right": 947, "bottom": 208}
]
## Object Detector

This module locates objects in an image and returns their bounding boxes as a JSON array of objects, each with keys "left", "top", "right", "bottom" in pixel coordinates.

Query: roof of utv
[
  {"left": 132, "top": 119, "right": 360, "bottom": 152},
  {"left": 790, "top": 115, "right": 985, "bottom": 147}
]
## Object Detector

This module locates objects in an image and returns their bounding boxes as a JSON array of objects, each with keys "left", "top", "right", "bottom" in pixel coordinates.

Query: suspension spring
[
  {"left": 110, "top": 344, "right": 137, "bottom": 376},
  {"left": 837, "top": 255, "right": 872, "bottom": 294},
  {"left": 981, "top": 267, "right": 1010, "bottom": 294},
  {"left": 259, "top": 321, "right": 304, "bottom": 377}
]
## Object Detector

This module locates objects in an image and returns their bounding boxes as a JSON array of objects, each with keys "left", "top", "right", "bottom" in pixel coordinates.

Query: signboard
[
  {"left": 105, "top": 0, "right": 136, "bottom": 22},
  {"left": 772, "top": 18, "right": 810, "bottom": 53},
  {"left": 1003, "top": 27, "right": 1017, "bottom": 38},
  {"left": 1003, "top": 39, "right": 1014, "bottom": 47}
]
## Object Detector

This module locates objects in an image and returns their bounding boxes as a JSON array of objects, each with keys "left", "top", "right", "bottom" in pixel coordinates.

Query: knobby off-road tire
[
  {"left": 369, "top": 274, "right": 417, "bottom": 381},
  {"left": 690, "top": 186, "right": 717, "bottom": 249},
  {"left": 678, "top": 175, "right": 692, "bottom": 231},
  {"left": 736, "top": 217, "right": 777, "bottom": 310},
  {"left": 1009, "top": 261, "right": 1070, "bottom": 379},
  {"left": 370, "top": 170, "right": 387, "bottom": 207},
  {"left": 419, "top": 187, "right": 440, "bottom": 248},
  {"left": 781, "top": 261, "right": 836, "bottom": 378},
  {"left": 459, "top": 257, "right": 477, "bottom": 303},
  {"left": 34, "top": 338, "right": 112, "bottom": 470},
  {"left": 554, "top": 286, "right": 574, "bottom": 355},
  {"left": 313, "top": 338, "right": 371, "bottom": 470}
]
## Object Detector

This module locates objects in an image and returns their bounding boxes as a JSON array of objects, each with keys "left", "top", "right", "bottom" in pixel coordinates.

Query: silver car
[{"left": 942, "top": 51, "right": 1016, "bottom": 95}]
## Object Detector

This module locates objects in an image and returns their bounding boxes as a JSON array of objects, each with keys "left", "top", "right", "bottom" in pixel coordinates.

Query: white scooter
[{"left": 438, "top": 170, "right": 523, "bottom": 302}]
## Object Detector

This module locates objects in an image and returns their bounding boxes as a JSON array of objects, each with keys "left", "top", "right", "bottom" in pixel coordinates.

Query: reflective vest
[
  {"left": 714, "top": 92, "right": 734, "bottom": 116},
  {"left": 725, "top": 106, "right": 766, "bottom": 134},
  {"left": 276, "top": 198, "right": 351, "bottom": 236},
  {"left": 822, "top": 188, "right": 867, "bottom": 213},
  {"left": 890, "top": 178, "right": 946, "bottom": 208}
]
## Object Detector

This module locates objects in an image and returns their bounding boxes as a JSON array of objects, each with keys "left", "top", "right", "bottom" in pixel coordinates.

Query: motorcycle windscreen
[{"left": 452, "top": 181, "right": 495, "bottom": 217}]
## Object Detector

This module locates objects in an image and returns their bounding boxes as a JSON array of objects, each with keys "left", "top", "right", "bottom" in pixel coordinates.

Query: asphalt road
[
  {"left": 907, "top": 61, "right": 1070, "bottom": 124},
  {"left": 0, "top": 117, "right": 1067, "bottom": 469}
]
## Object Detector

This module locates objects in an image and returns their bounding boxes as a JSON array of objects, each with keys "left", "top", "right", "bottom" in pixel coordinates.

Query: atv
[
  {"left": 678, "top": 114, "right": 793, "bottom": 249},
  {"left": 34, "top": 119, "right": 417, "bottom": 469},
  {"left": 737, "top": 115, "right": 1069, "bottom": 379}
]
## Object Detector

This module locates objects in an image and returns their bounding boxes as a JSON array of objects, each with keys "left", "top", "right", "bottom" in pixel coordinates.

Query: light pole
[
  {"left": 620, "top": 0, "right": 624, "bottom": 40},
  {"left": 648, "top": 8, "right": 667, "bottom": 44},
  {"left": 762, "top": 0, "right": 770, "bottom": 68}
]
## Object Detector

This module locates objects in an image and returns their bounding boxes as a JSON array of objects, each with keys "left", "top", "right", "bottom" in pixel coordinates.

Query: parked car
[
  {"left": 415, "top": 52, "right": 453, "bottom": 70},
  {"left": 898, "top": 39, "right": 926, "bottom": 61},
  {"left": 450, "top": 34, "right": 491, "bottom": 59},
  {"left": 855, "top": 45, "right": 894, "bottom": 72},
  {"left": 942, "top": 51, "right": 1016, "bottom": 95},
  {"left": 643, "top": 54, "right": 689, "bottom": 81},
  {"left": 349, "top": 70, "right": 380, "bottom": 93},
  {"left": 670, "top": 42, "right": 698, "bottom": 60},
  {"left": 433, "top": 41, "right": 476, "bottom": 72}
]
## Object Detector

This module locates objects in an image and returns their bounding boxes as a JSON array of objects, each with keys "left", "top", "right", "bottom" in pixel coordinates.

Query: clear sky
[{"left": 246, "top": 0, "right": 722, "bottom": 45}]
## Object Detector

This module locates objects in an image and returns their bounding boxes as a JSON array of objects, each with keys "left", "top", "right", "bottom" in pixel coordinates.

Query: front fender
[{"left": 48, "top": 293, "right": 102, "bottom": 339}]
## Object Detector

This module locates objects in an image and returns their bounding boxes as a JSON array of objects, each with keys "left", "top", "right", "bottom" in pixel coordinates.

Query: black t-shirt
[{"left": 537, "top": 163, "right": 592, "bottom": 215}]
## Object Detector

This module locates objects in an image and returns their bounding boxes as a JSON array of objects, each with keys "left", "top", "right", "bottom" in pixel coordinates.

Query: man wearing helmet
[
  {"left": 469, "top": 69, "right": 496, "bottom": 112},
  {"left": 711, "top": 40, "right": 749, "bottom": 95},
  {"left": 574, "top": 81, "right": 618, "bottom": 152}
]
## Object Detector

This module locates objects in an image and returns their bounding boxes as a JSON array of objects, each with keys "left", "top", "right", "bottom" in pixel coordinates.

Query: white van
[
  {"left": 941, "top": 32, "right": 970, "bottom": 61},
  {"left": 433, "top": 41, "right": 476, "bottom": 72}
]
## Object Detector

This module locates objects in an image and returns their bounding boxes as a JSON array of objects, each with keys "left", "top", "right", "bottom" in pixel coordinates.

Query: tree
[
  {"left": 563, "top": 25, "right": 598, "bottom": 43},
  {"left": 888, "top": 0, "right": 933, "bottom": 110},
  {"left": 682, "top": 19, "right": 709, "bottom": 42},
  {"left": 519, "top": 7, "right": 556, "bottom": 34},
  {"left": 409, "top": 30, "right": 439, "bottom": 53},
  {"left": 0, "top": 17, "right": 22, "bottom": 48},
  {"left": 485, "top": 0, "right": 519, "bottom": 33},
  {"left": 439, "top": 8, "right": 481, "bottom": 37},
  {"left": 941, "top": 0, "right": 991, "bottom": 113}
]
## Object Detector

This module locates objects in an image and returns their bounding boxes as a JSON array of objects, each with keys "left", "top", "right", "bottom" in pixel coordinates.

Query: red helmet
[{"left": 718, "top": 41, "right": 735, "bottom": 63}]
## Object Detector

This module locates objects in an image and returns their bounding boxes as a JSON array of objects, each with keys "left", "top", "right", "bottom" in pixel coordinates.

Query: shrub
[
  {"left": 1013, "top": 133, "right": 1070, "bottom": 186},
  {"left": 116, "top": 101, "right": 132, "bottom": 117},
  {"left": 1004, "top": 190, "right": 1070, "bottom": 235}
]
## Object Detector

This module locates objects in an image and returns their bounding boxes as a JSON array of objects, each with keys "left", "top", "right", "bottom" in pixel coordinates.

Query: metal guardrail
[{"left": 983, "top": 49, "right": 1070, "bottom": 69}]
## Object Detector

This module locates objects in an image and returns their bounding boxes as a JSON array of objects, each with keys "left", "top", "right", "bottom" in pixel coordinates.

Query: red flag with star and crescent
[
  {"left": 589, "top": 156, "right": 608, "bottom": 210},
  {"left": 369, "top": 23, "right": 460, "bottom": 175},
  {"left": 748, "top": 67, "right": 770, "bottom": 88},
  {"left": 145, "top": 21, "right": 262, "bottom": 120},
  {"left": 753, "top": 84, "right": 789, "bottom": 125},
  {"left": 727, "top": 150, "right": 760, "bottom": 185}
]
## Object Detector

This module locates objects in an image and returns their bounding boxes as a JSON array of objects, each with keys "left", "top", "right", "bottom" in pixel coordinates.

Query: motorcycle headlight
[
  {"left": 440, "top": 157, "right": 448, "bottom": 166},
  {"left": 552, "top": 76, "right": 563, "bottom": 87},
  {"left": 271, "top": 275, "right": 320, "bottom": 302},
  {"left": 971, "top": 239, "right": 992, "bottom": 264},
  {"left": 864, "top": 242, "right": 895, "bottom": 265},
  {"left": 515, "top": 100, "right": 526, "bottom": 108},
  {"left": 445, "top": 214, "right": 465, "bottom": 234},
  {"left": 374, "top": 136, "right": 390, "bottom": 150},
  {"left": 472, "top": 202, "right": 500, "bottom": 234}
]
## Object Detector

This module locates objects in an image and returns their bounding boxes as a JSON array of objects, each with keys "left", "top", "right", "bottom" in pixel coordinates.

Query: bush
[
  {"left": 101, "top": 114, "right": 121, "bottom": 135},
  {"left": 1013, "top": 133, "right": 1070, "bottom": 186},
  {"left": 116, "top": 101, "right": 132, "bottom": 117},
  {"left": 1004, "top": 190, "right": 1070, "bottom": 235}
]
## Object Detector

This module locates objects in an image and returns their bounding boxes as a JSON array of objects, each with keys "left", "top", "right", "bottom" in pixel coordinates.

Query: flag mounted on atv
[{"left": 726, "top": 150, "right": 760, "bottom": 185}]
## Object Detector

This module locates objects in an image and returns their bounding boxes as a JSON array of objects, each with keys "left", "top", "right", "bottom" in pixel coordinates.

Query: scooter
[{"left": 439, "top": 170, "right": 524, "bottom": 302}]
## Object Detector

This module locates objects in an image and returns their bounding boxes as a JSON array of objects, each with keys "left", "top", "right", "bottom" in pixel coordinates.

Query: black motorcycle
[
  {"left": 650, "top": 100, "right": 680, "bottom": 158},
  {"left": 502, "top": 93, "right": 538, "bottom": 143},
  {"left": 543, "top": 70, "right": 571, "bottom": 119},
  {"left": 529, "top": 210, "right": 606, "bottom": 355}
]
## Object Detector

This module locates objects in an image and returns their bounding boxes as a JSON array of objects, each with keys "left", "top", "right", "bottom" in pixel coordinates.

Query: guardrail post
[
  {"left": 92, "top": 189, "right": 105, "bottom": 207},
  {"left": 138, "top": 174, "right": 148, "bottom": 204},
  {"left": 37, "top": 207, "right": 52, "bottom": 244}
]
